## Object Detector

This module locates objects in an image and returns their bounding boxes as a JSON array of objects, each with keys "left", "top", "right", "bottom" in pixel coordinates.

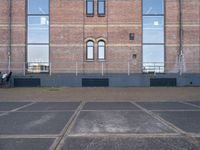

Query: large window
[
  {"left": 142, "top": 0, "right": 164, "bottom": 73},
  {"left": 27, "top": 0, "right": 49, "bottom": 73},
  {"left": 98, "top": 0, "right": 105, "bottom": 16},
  {"left": 86, "top": 0, "right": 94, "bottom": 16},
  {"left": 86, "top": 41, "right": 94, "bottom": 60},
  {"left": 98, "top": 41, "right": 105, "bottom": 60}
]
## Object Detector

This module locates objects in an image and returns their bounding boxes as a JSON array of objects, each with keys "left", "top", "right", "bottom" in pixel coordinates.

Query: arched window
[
  {"left": 86, "top": 40, "right": 94, "bottom": 60},
  {"left": 98, "top": 40, "right": 105, "bottom": 60}
]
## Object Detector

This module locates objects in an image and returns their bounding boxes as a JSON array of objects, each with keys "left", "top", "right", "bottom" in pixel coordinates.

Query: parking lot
[{"left": 0, "top": 101, "right": 200, "bottom": 150}]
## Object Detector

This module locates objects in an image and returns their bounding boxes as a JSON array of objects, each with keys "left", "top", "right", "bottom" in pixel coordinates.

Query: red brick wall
[
  {"left": 165, "top": 0, "right": 200, "bottom": 73},
  {"left": 0, "top": 0, "right": 199, "bottom": 74}
]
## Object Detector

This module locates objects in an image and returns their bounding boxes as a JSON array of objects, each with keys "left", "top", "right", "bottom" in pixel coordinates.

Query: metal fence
[{"left": 0, "top": 61, "right": 200, "bottom": 76}]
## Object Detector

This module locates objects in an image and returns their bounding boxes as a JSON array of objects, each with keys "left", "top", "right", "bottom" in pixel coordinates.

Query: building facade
[{"left": 0, "top": 0, "right": 200, "bottom": 87}]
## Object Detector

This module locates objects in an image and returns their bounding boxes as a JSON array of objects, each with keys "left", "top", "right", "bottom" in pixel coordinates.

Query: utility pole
[{"left": 8, "top": 0, "right": 12, "bottom": 72}]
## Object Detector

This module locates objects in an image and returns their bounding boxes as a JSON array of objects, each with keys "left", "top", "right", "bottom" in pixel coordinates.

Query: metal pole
[
  {"left": 23, "top": 62, "right": 26, "bottom": 76},
  {"left": 128, "top": 62, "right": 130, "bottom": 76},
  {"left": 76, "top": 62, "right": 78, "bottom": 76},
  {"left": 101, "top": 62, "right": 104, "bottom": 76},
  {"left": 49, "top": 63, "right": 52, "bottom": 76}
]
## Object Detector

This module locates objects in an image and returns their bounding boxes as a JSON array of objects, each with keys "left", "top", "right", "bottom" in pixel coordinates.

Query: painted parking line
[{"left": 19, "top": 102, "right": 81, "bottom": 111}]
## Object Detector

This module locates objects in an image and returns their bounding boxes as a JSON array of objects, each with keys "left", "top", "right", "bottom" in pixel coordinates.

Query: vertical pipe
[
  {"left": 179, "top": 0, "right": 183, "bottom": 75},
  {"left": 199, "top": 0, "right": 200, "bottom": 73},
  {"left": 8, "top": 0, "right": 12, "bottom": 72}
]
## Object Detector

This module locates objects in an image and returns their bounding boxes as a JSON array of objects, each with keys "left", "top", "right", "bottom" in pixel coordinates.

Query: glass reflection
[
  {"left": 98, "top": 41, "right": 105, "bottom": 60},
  {"left": 142, "top": 0, "right": 164, "bottom": 73},
  {"left": 87, "top": 41, "right": 94, "bottom": 60},
  {"left": 27, "top": 0, "right": 49, "bottom": 73},
  {"left": 143, "top": 0, "right": 164, "bottom": 15},
  {"left": 143, "top": 45, "right": 164, "bottom": 73},
  {"left": 143, "top": 16, "right": 164, "bottom": 43},
  {"left": 87, "top": 0, "right": 94, "bottom": 15},
  {"left": 28, "top": 16, "right": 49, "bottom": 43},
  {"left": 28, "top": 0, "right": 49, "bottom": 14},
  {"left": 98, "top": 0, "right": 105, "bottom": 15},
  {"left": 27, "top": 45, "right": 49, "bottom": 73},
  {"left": 28, "top": 45, "right": 49, "bottom": 63}
]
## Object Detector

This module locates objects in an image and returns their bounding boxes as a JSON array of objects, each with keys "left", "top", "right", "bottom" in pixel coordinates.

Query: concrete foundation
[{"left": 12, "top": 73, "right": 200, "bottom": 87}]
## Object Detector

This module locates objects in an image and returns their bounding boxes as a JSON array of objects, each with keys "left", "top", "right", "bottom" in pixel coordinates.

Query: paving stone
[
  {"left": 0, "top": 138, "right": 54, "bottom": 150},
  {"left": 136, "top": 102, "right": 199, "bottom": 110},
  {"left": 83, "top": 102, "right": 140, "bottom": 110},
  {"left": 69, "top": 111, "right": 175, "bottom": 134},
  {"left": 156, "top": 111, "right": 200, "bottom": 133},
  {"left": 58, "top": 136, "right": 200, "bottom": 150},
  {"left": 0, "top": 102, "right": 30, "bottom": 111},
  {"left": 0, "top": 111, "right": 74, "bottom": 134},
  {"left": 20, "top": 102, "right": 81, "bottom": 111}
]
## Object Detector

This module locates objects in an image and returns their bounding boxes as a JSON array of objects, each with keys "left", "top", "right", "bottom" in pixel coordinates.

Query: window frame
[
  {"left": 26, "top": 0, "right": 50, "bottom": 73},
  {"left": 142, "top": 0, "right": 165, "bottom": 73},
  {"left": 97, "top": 0, "right": 106, "bottom": 16},
  {"left": 97, "top": 40, "right": 106, "bottom": 61},
  {"left": 86, "top": 0, "right": 94, "bottom": 17},
  {"left": 86, "top": 40, "right": 95, "bottom": 61}
]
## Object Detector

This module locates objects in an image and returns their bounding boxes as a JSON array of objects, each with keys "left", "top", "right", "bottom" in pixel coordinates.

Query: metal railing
[{"left": 0, "top": 61, "right": 200, "bottom": 76}]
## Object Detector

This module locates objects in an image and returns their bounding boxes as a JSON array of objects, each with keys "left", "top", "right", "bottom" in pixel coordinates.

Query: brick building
[{"left": 0, "top": 0, "right": 200, "bottom": 87}]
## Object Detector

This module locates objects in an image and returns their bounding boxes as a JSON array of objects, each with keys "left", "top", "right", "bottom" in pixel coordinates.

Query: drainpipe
[
  {"left": 178, "top": 0, "right": 183, "bottom": 75},
  {"left": 8, "top": 0, "right": 12, "bottom": 72}
]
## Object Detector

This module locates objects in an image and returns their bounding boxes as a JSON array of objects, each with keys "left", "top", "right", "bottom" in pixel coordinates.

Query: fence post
[
  {"left": 49, "top": 62, "right": 52, "bottom": 76},
  {"left": 128, "top": 62, "right": 130, "bottom": 76},
  {"left": 179, "top": 57, "right": 182, "bottom": 76},
  {"left": 23, "top": 62, "right": 26, "bottom": 76},
  {"left": 76, "top": 62, "right": 78, "bottom": 76},
  {"left": 102, "top": 62, "right": 104, "bottom": 76}
]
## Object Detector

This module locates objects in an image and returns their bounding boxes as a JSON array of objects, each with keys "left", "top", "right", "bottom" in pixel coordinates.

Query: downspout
[
  {"left": 179, "top": 0, "right": 183, "bottom": 75},
  {"left": 8, "top": 0, "right": 12, "bottom": 72}
]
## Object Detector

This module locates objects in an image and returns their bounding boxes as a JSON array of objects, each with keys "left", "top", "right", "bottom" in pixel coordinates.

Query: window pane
[
  {"left": 28, "top": 45, "right": 49, "bottom": 63},
  {"left": 28, "top": 16, "right": 49, "bottom": 43},
  {"left": 27, "top": 45, "right": 49, "bottom": 73},
  {"left": 87, "top": 41, "right": 94, "bottom": 47},
  {"left": 143, "top": 0, "right": 164, "bottom": 15},
  {"left": 87, "top": 47, "right": 94, "bottom": 59},
  {"left": 87, "top": 0, "right": 94, "bottom": 15},
  {"left": 28, "top": 0, "right": 49, "bottom": 14},
  {"left": 87, "top": 41, "right": 94, "bottom": 60},
  {"left": 98, "top": 41, "right": 105, "bottom": 60},
  {"left": 98, "top": 41, "right": 105, "bottom": 46},
  {"left": 143, "top": 16, "right": 164, "bottom": 43},
  {"left": 143, "top": 45, "right": 164, "bottom": 72},
  {"left": 98, "top": 47, "right": 105, "bottom": 60},
  {"left": 98, "top": 0, "right": 105, "bottom": 15}
]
